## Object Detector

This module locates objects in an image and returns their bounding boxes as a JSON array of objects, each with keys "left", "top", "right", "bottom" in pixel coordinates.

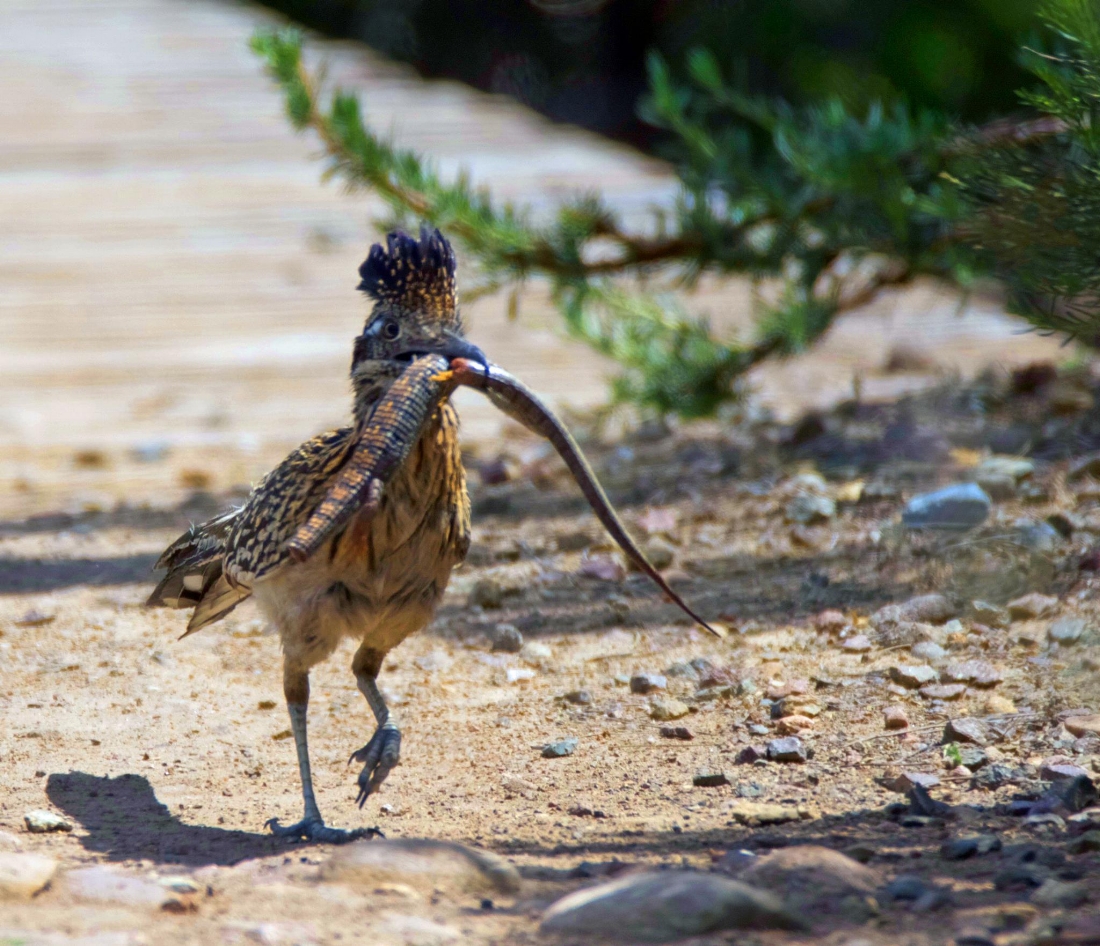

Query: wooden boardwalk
[{"left": 0, "top": 0, "right": 1061, "bottom": 517}]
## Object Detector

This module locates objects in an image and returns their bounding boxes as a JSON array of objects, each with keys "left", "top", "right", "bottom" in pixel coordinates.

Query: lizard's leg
[
  {"left": 349, "top": 644, "right": 401, "bottom": 807},
  {"left": 266, "top": 663, "right": 379, "bottom": 843}
]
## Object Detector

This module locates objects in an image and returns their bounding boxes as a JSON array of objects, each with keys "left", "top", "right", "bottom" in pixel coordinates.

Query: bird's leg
[
  {"left": 266, "top": 665, "right": 378, "bottom": 843},
  {"left": 350, "top": 645, "right": 401, "bottom": 807}
]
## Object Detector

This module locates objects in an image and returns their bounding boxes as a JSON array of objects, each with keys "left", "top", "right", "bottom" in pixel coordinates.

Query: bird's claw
[
  {"left": 265, "top": 817, "right": 382, "bottom": 844},
  {"left": 349, "top": 725, "right": 401, "bottom": 808}
]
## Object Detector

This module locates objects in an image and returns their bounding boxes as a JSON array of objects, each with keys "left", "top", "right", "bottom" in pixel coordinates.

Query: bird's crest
[{"left": 358, "top": 227, "right": 457, "bottom": 322}]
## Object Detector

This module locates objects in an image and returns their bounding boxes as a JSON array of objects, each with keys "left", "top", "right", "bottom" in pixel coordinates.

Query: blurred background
[{"left": 0, "top": 0, "right": 1065, "bottom": 520}]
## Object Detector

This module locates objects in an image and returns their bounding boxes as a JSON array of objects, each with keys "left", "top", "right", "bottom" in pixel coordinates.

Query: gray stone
[
  {"left": 840, "top": 634, "right": 872, "bottom": 652},
  {"left": 649, "top": 698, "right": 690, "bottom": 721},
  {"left": 643, "top": 536, "right": 676, "bottom": 570},
  {"left": 1050, "top": 618, "right": 1088, "bottom": 645},
  {"left": 540, "top": 870, "right": 804, "bottom": 941},
  {"left": 971, "top": 763, "right": 1022, "bottom": 790},
  {"left": 955, "top": 747, "right": 990, "bottom": 771},
  {"left": 910, "top": 640, "right": 946, "bottom": 662},
  {"left": 1067, "top": 830, "right": 1100, "bottom": 854},
  {"left": 1032, "top": 879, "right": 1089, "bottom": 909},
  {"left": 1016, "top": 521, "right": 1062, "bottom": 553},
  {"left": 542, "top": 738, "right": 578, "bottom": 759},
  {"left": 659, "top": 726, "right": 694, "bottom": 741},
  {"left": 902, "top": 483, "right": 990, "bottom": 530},
  {"left": 766, "top": 737, "right": 809, "bottom": 763},
  {"left": 883, "top": 875, "right": 931, "bottom": 901},
  {"left": 490, "top": 623, "right": 523, "bottom": 653},
  {"left": 943, "top": 718, "right": 990, "bottom": 746},
  {"left": 977, "top": 473, "right": 1017, "bottom": 501},
  {"left": 693, "top": 771, "right": 730, "bottom": 788},
  {"left": 785, "top": 493, "right": 836, "bottom": 525},
  {"left": 976, "top": 456, "right": 1035, "bottom": 483},
  {"left": 630, "top": 673, "right": 666, "bottom": 695},
  {"left": 971, "top": 600, "right": 1009, "bottom": 628},
  {"left": 322, "top": 838, "right": 520, "bottom": 895},
  {"left": 1042, "top": 761, "right": 1089, "bottom": 781},
  {"left": 740, "top": 845, "right": 879, "bottom": 915},
  {"left": 563, "top": 689, "right": 592, "bottom": 705},
  {"left": 919, "top": 683, "right": 968, "bottom": 701},
  {"left": 735, "top": 745, "right": 767, "bottom": 764},
  {"left": 1007, "top": 593, "right": 1058, "bottom": 621},
  {"left": 885, "top": 772, "right": 940, "bottom": 793},
  {"left": 942, "top": 660, "right": 1003, "bottom": 688},
  {"left": 23, "top": 810, "right": 72, "bottom": 834},
  {"left": 890, "top": 665, "right": 939, "bottom": 689},
  {"left": 0, "top": 853, "right": 57, "bottom": 900},
  {"left": 941, "top": 835, "right": 1002, "bottom": 860},
  {"left": 873, "top": 593, "right": 957, "bottom": 625}
]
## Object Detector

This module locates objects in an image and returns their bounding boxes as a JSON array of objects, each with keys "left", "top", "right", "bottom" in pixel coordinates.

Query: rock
[
  {"left": 942, "top": 660, "right": 1003, "bottom": 688},
  {"left": 502, "top": 775, "right": 536, "bottom": 794},
  {"left": 902, "top": 483, "right": 990, "bottom": 530},
  {"left": 540, "top": 870, "right": 803, "bottom": 940},
  {"left": 469, "top": 578, "right": 504, "bottom": 609},
  {"left": 735, "top": 745, "right": 767, "bottom": 764},
  {"left": 840, "top": 634, "right": 872, "bottom": 652},
  {"left": 776, "top": 715, "right": 814, "bottom": 735},
  {"left": 1007, "top": 593, "right": 1058, "bottom": 621},
  {"left": 1067, "top": 830, "right": 1100, "bottom": 854},
  {"left": 542, "top": 738, "right": 578, "bottom": 759},
  {"left": 910, "top": 641, "right": 946, "bottom": 662},
  {"left": 977, "top": 473, "right": 1017, "bottom": 501},
  {"left": 971, "top": 600, "right": 1009, "bottom": 628},
  {"left": 563, "top": 689, "right": 592, "bottom": 705},
  {"left": 650, "top": 698, "right": 690, "bottom": 721},
  {"left": 885, "top": 772, "right": 941, "bottom": 793},
  {"left": 490, "top": 623, "right": 523, "bottom": 653},
  {"left": 943, "top": 718, "right": 990, "bottom": 746},
  {"left": 1058, "top": 775, "right": 1098, "bottom": 813},
  {"left": 983, "top": 694, "right": 1017, "bottom": 715},
  {"left": 874, "top": 594, "right": 957, "bottom": 625},
  {"left": 659, "top": 726, "right": 693, "bottom": 741},
  {"left": 883, "top": 705, "right": 910, "bottom": 730},
  {"left": 23, "top": 810, "right": 72, "bottom": 834},
  {"left": 630, "top": 673, "right": 666, "bottom": 695},
  {"left": 971, "top": 764, "right": 1021, "bottom": 790},
  {"left": 772, "top": 695, "right": 821, "bottom": 718},
  {"left": 813, "top": 610, "right": 849, "bottom": 635},
  {"left": 1032, "top": 879, "right": 1089, "bottom": 909},
  {"left": 954, "top": 747, "right": 990, "bottom": 771},
  {"left": 766, "top": 737, "right": 809, "bottom": 763},
  {"left": 765, "top": 678, "right": 810, "bottom": 700},
  {"left": 785, "top": 493, "right": 835, "bottom": 525},
  {"left": 579, "top": 556, "right": 626, "bottom": 582},
  {"left": 1065, "top": 714, "right": 1100, "bottom": 738},
  {"left": 65, "top": 866, "right": 174, "bottom": 908},
  {"left": 520, "top": 641, "right": 552, "bottom": 664},
  {"left": 884, "top": 875, "right": 932, "bottom": 901},
  {"left": 0, "top": 853, "right": 57, "bottom": 900},
  {"left": 1050, "top": 618, "right": 1088, "bottom": 645},
  {"left": 1016, "top": 521, "right": 1062, "bottom": 553},
  {"left": 920, "top": 683, "right": 968, "bottom": 701},
  {"left": 726, "top": 802, "right": 802, "bottom": 826},
  {"left": 1043, "top": 761, "right": 1089, "bottom": 781},
  {"left": 740, "top": 845, "right": 879, "bottom": 915},
  {"left": 976, "top": 456, "right": 1035, "bottom": 483},
  {"left": 890, "top": 665, "right": 939, "bottom": 689},
  {"left": 322, "top": 838, "right": 520, "bottom": 895},
  {"left": 694, "top": 684, "right": 737, "bottom": 702},
  {"left": 693, "top": 771, "right": 729, "bottom": 788},
  {"left": 941, "top": 835, "right": 1002, "bottom": 860},
  {"left": 642, "top": 536, "right": 676, "bottom": 570}
]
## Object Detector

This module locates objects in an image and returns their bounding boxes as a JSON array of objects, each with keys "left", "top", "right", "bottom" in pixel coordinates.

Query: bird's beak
[{"left": 400, "top": 333, "right": 488, "bottom": 370}]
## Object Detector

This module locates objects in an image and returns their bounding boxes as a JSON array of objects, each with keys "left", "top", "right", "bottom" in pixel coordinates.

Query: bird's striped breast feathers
[{"left": 357, "top": 227, "right": 457, "bottom": 323}]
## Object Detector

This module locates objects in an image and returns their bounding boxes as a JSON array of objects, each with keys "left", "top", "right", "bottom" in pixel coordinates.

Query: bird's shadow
[{"left": 46, "top": 771, "right": 290, "bottom": 867}]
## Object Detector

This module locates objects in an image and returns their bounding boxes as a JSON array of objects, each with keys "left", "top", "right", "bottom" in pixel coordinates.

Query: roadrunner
[{"left": 149, "top": 227, "right": 715, "bottom": 842}]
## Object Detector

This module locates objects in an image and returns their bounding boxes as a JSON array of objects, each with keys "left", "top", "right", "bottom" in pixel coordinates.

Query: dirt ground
[{"left": 2, "top": 362, "right": 1100, "bottom": 945}]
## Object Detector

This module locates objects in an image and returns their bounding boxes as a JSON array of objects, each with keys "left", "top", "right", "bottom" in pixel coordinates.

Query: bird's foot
[
  {"left": 350, "top": 724, "right": 401, "bottom": 808},
  {"left": 264, "top": 817, "right": 383, "bottom": 844}
]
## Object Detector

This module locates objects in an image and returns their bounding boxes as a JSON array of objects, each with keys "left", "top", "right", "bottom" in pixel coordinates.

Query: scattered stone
[
  {"left": 884, "top": 875, "right": 932, "bottom": 902},
  {"left": 741, "top": 846, "right": 879, "bottom": 915},
  {"left": 1032, "top": 879, "right": 1090, "bottom": 910},
  {"left": 563, "top": 689, "right": 592, "bottom": 705},
  {"left": 735, "top": 745, "right": 767, "bottom": 765},
  {"left": 726, "top": 802, "right": 801, "bottom": 826},
  {"left": 520, "top": 641, "right": 552, "bottom": 664},
  {"left": 841, "top": 634, "right": 872, "bottom": 652},
  {"left": 902, "top": 483, "right": 991, "bottom": 530},
  {"left": 693, "top": 771, "right": 730, "bottom": 788},
  {"left": 765, "top": 679, "right": 810, "bottom": 700},
  {"left": 813, "top": 609, "right": 849, "bottom": 635},
  {"left": 911, "top": 641, "right": 946, "bottom": 662},
  {"left": 943, "top": 718, "right": 990, "bottom": 746},
  {"left": 920, "top": 683, "right": 968, "bottom": 701},
  {"left": 694, "top": 684, "right": 737, "bottom": 702},
  {"left": 1016, "top": 521, "right": 1062, "bottom": 553},
  {"left": 502, "top": 775, "right": 536, "bottom": 794},
  {"left": 322, "top": 838, "right": 520, "bottom": 895},
  {"left": 579, "top": 556, "right": 626, "bottom": 582},
  {"left": 983, "top": 694, "right": 1017, "bottom": 715},
  {"left": 1058, "top": 775, "right": 1098, "bottom": 813},
  {"left": 14, "top": 609, "right": 55, "bottom": 627},
  {"left": 771, "top": 695, "right": 821, "bottom": 718},
  {"left": 734, "top": 782, "right": 765, "bottom": 799},
  {"left": 469, "top": 578, "right": 504, "bottom": 609},
  {"left": 1065, "top": 715, "right": 1100, "bottom": 738},
  {"left": 942, "top": 836, "right": 1002, "bottom": 860},
  {"left": 766, "top": 737, "right": 809, "bottom": 763},
  {"left": 542, "top": 738, "right": 578, "bottom": 759},
  {"left": 1041, "top": 760, "right": 1089, "bottom": 781},
  {"left": 976, "top": 473, "right": 1017, "bottom": 501},
  {"left": 874, "top": 594, "right": 956, "bottom": 626},
  {"left": 1067, "top": 830, "right": 1100, "bottom": 854},
  {"left": 490, "top": 623, "right": 523, "bottom": 653},
  {"left": 971, "top": 764, "right": 1021, "bottom": 790},
  {"left": 953, "top": 747, "right": 990, "bottom": 771},
  {"left": 786, "top": 493, "right": 835, "bottom": 525},
  {"left": 649, "top": 698, "right": 690, "bottom": 721},
  {"left": 890, "top": 665, "right": 939, "bottom": 689},
  {"left": 976, "top": 456, "right": 1035, "bottom": 484},
  {"left": 942, "top": 660, "right": 1003, "bottom": 688},
  {"left": 1050, "top": 618, "right": 1088, "bottom": 645},
  {"left": 1007, "top": 593, "right": 1058, "bottom": 621},
  {"left": 540, "top": 870, "right": 804, "bottom": 940},
  {"left": 642, "top": 536, "right": 676, "bottom": 570},
  {"left": 886, "top": 772, "right": 941, "bottom": 793},
  {"left": 659, "top": 726, "right": 694, "bottom": 741},
  {"left": 0, "top": 853, "right": 57, "bottom": 900},
  {"left": 994, "top": 867, "right": 1046, "bottom": 892},
  {"left": 629, "top": 673, "right": 666, "bottom": 695},
  {"left": 883, "top": 705, "right": 910, "bottom": 730},
  {"left": 776, "top": 715, "right": 814, "bottom": 735},
  {"left": 23, "top": 811, "right": 72, "bottom": 834},
  {"left": 971, "top": 601, "right": 1009, "bottom": 628},
  {"left": 748, "top": 724, "right": 769, "bottom": 736}
]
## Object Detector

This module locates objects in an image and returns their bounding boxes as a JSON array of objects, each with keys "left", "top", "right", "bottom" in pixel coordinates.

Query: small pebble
[
  {"left": 659, "top": 726, "right": 693, "bottom": 741},
  {"left": 890, "top": 665, "right": 939, "bottom": 689},
  {"left": 776, "top": 715, "right": 814, "bottom": 735},
  {"left": 971, "top": 763, "right": 1020, "bottom": 790},
  {"left": 629, "top": 673, "right": 666, "bottom": 695},
  {"left": 542, "top": 738, "right": 578, "bottom": 759},
  {"left": 942, "top": 660, "right": 1003, "bottom": 688},
  {"left": 649, "top": 698, "right": 690, "bottom": 721},
  {"left": 902, "top": 483, "right": 990, "bottom": 530},
  {"left": 840, "top": 634, "right": 871, "bottom": 652},
  {"left": 941, "top": 835, "right": 1002, "bottom": 861},
  {"left": 766, "top": 737, "right": 809, "bottom": 764},
  {"left": 1064, "top": 714, "right": 1100, "bottom": 738},
  {"left": 971, "top": 600, "right": 1009, "bottom": 628},
  {"left": 883, "top": 705, "right": 909, "bottom": 731},
  {"left": 490, "top": 623, "right": 523, "bottom": 653},
  {"left": 943, "top": 718, "right": 989, "bottom": 746},
  {"left": 693, "top": 771, "right": 730, "bottom": 788},
  {"left": 910, "top": 641, "right": 946, "bottom": 662},
  {"left": 24, "top": 811, "right": 72, "bottom": 834},
  {"left": 1049, "top": 618, "right": 1088, "bottom": 645},
  {"left": 563, "top": 689, "right": 592, "bottom": 705},
  {"left": 919, "top": 683, "right": 967, "bottom": 701},
  {"left": 1007, "top": 592, "right": 1058, "bottom": 621},
  {"left": 735, "top": 745, "right": 767, "bottom": 764}
]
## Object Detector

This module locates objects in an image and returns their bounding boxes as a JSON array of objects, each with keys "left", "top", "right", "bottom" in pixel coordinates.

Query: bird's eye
[{"left": 381, "top": 320, "right": 401, "bottom": 340}]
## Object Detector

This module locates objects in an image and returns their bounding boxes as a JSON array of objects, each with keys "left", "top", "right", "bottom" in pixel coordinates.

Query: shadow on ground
[
  {"left": 0, "top": 554, "right": 157, "bottom": 594},
  {"left": 46, "top": 772, "right": 291, "bottom": 866}
]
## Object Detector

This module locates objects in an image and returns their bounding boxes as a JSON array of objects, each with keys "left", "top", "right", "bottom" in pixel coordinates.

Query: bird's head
[{"left": 350, "top": 227, "right": 484, "bottom": 415}]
